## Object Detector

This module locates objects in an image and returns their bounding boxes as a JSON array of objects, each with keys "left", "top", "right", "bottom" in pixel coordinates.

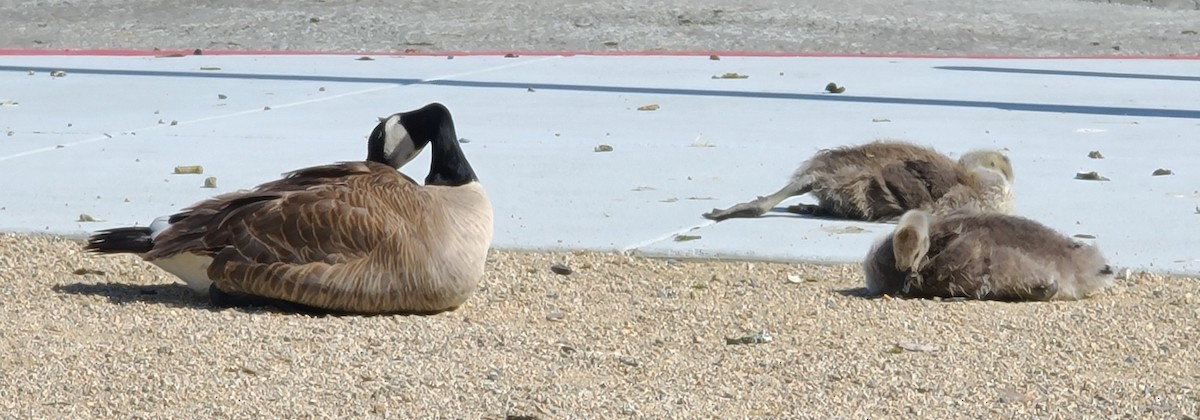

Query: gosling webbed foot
[{"left": 702, "top": 200, "right": 770, "bottom": 221}]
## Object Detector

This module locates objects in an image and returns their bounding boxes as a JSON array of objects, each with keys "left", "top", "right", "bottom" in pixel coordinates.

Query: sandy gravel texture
[
  {"left": 2, "top": 0, "right": 1199, "bottom": 56},
  {"left": 1, "top": 233, "right": 1197, "bottom": 418}
]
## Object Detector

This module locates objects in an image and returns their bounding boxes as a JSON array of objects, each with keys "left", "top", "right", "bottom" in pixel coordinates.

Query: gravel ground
[
  {"left": 1, "top": 233, "right": 1198, "bottom": 418},
  {"left": 1, "top": 0, "right": 1199, "bottom": 56}
]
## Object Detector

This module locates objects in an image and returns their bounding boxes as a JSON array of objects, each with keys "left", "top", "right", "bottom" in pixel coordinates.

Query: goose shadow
[
  {"left": 52, "top": 282, "right": 217, "bottom": 311},
  {"left": 52, "top": 282, "right": 453, "bottom": 317},
  {"left": 833, "top": 287, "right": 970, "bottom": 303},
  {"left": 835, "top": 287, "right": 874, "bottom": 298}
]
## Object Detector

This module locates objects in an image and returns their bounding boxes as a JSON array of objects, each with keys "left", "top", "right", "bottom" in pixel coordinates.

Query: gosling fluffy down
[
  {"left": 84, "top": 103, "right": 494, "bottom": 315},
  {"left": 703, "top": 140, "right": 1015, "bottom": 222},
  {"left": 863, "top": 208, "right": 1115, "bottom": 301}
]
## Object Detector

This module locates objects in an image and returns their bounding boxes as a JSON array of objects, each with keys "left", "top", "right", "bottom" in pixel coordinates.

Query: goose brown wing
[
  {"left": 198, "top": 162, "right": 433, "bottom": 313},
  {"left": 146, "top": 161, "right": 417, "bottom": 260}
]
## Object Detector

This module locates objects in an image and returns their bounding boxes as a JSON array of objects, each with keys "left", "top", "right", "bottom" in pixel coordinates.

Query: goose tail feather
[{"left": 84, "top": 227, "right": 155, "bottom": 255}]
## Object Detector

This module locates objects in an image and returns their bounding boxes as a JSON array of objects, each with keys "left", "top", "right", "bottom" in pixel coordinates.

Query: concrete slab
[{"left": 1, "top": 54, "right": 1198, "bottom": 276}]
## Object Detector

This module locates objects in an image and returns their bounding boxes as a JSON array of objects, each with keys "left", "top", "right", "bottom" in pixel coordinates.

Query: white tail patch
[
  {"left": 150, "top": 253, "right": 215, "bottom": 296},
  {"left": 149, "top": 215, "right": 173, "bottom": 240}
]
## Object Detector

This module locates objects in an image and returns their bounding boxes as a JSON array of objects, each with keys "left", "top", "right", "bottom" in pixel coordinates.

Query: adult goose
[
  {"left": 702, "top": 140, "right": 1014, "bottom": 222},
  {"left": 862, "top": 208, "right": 1115, "bottom": 301},
  {"left": 84, "top": 102, "right": 493, "bottom": 315}
]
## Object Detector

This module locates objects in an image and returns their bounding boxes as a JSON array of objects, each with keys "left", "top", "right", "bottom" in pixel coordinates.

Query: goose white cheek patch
[{"left": 383, "top": 115, "right": 420, "bottom": 166}]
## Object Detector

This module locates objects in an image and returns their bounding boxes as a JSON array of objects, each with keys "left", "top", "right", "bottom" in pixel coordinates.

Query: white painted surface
[{"left": 1, "top": 55, "right": 1197, "bottom": 275}]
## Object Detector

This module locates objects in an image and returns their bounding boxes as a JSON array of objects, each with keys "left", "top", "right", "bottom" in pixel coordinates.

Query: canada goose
[
  {"left": 862, "top": 208, "right": 1114, "bottom": 301},
  {"left": 83, "top": 102, "right": 493, "bottom": 315},
  {"left": 702, "top": 140, "right": 1014, "bottom": 222}
]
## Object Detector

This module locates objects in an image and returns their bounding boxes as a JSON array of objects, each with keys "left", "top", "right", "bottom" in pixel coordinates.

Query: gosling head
[
  {"left": 958, "top": 150, "right": 1014, "bottom": 182},
  {"left": 961, "top": 153, "right": 1015, "bottom": 214},
  {"left": 892, "top": 210, "right": 933, "bottom": 272}
]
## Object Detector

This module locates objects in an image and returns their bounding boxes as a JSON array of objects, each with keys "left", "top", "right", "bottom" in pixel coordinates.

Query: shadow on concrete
[
  {"left": 3, "top": 65, "right": 1199, "bottom": 119},
  {"left": 935, "top": 65, "right": 1200, "bottom": 82}
]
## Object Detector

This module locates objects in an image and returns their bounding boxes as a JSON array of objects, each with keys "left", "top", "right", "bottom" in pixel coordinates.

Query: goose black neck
[{"left": 401, "top": 103, "right": 478, "bottom": 187}]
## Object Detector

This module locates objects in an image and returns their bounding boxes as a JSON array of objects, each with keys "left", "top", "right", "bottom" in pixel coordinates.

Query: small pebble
[
  {"left": 546, "top": 311, "right": 565, "bottom": 321},
  {"left": 550, "top": 264, "right": 573, "bottom": 275},
  {"left": 1088, "top": 150, "right": 1105, "bottom": 159},
  {"left": 50, "top": 70, "right": 66, "bottom": 77},
  {"left": 712, "top": 72, "right": 748, "bottom": 79},
  {"left": 202, "top": 176, "right": 218, "bottom": 188},
  {"left": 674, "top": 234, "right": 701, "bottom": 242},
  {"left": 825, "top": 82, "right": 846, "bottom": 93},
  {"left": 894, "top": 342, "right": 939, "bottom": 353},
  {"left": 1152, "top": 168, "right": 1173, "bottom": 176},
  {"left": 594, "top": 144, "right": 613, "bottom": 152},
  {"left": 725, "top": 331, "right": 773, "bottom": 345},
  {"left": 174, "top": 165, "right": 204, "bottom": 174},
  {"left": 618, "top": 356, "right": 639, "bottom": 367},
  {"left": 1075, "top": 171, "right": 1110, "bottom": 181},
  {"left": 637, "top": 104, "right": 660, "bottom": 111},
  {"left": 218, "top": 94, "right": 228, "bottom": 100},
  {"left": 1117, "top": 268, "right": 1133, "bottom": 280}
]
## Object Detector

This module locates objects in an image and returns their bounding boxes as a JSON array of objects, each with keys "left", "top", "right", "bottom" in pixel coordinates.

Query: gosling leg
[{"left": 703, "top": 180, "right": 810, "bottom": 221}]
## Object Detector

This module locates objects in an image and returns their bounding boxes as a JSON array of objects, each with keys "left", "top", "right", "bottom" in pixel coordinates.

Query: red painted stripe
[{"left": 0, "top": 48, "right": 1199, "bottom": 60}]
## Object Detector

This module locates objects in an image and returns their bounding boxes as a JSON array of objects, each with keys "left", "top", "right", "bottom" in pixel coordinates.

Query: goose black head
[{"left": 367, "top": 113, "right": 428, "bottom": 169}]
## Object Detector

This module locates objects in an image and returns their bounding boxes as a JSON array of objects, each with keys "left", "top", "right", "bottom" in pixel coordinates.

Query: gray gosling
[
  {"left": 703, "top": 140, "right": 1014, "bottom": 222},
  {"left": 863, "top": 208, "right": 1115, "bottom": 301}
]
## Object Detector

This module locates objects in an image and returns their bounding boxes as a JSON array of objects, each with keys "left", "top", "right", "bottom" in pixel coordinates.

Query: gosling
[
  {"left": 862, "top": 208, "right": 1115, "bottom": 301},
  {"left": 703, "top": 140, "right": 1014, "bottom": 222}
]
